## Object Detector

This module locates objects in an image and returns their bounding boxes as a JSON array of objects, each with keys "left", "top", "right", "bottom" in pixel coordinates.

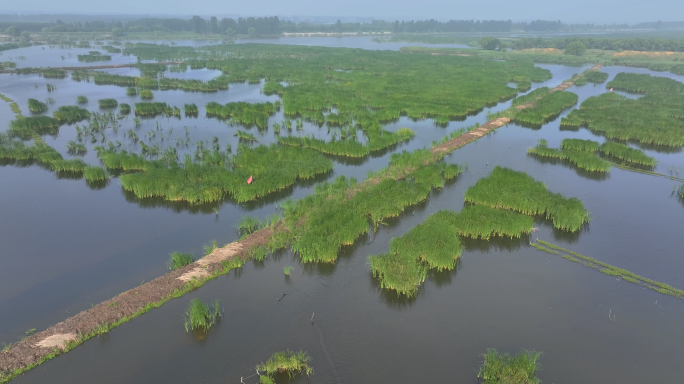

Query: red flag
[
  {"left": 610, "top": 88, "right": 613, "bottom": 92},
  {"left": 247, "top": 176, "right": 253, "bottom": 184}
]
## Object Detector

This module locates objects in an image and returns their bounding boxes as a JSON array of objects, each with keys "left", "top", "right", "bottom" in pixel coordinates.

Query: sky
[{"left": 1, "top": 0, "right": 683, "bottom": 23}]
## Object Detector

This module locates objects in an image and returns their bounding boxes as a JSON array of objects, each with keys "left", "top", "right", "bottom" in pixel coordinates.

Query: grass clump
[
  {"left": 139, "top": 89, "right": 154, "bottom": 99},
  {"left": 126, "top": 87, "right": 138, "bottom": 96},
  {"left": 598, "top": 141, "right": 657, "bottom": 167},
  {"left": 528, "top": 139, "right": 611, "bottom": 173},
  {"left": 52, "top": 106, "right": 90, "bottom": 124},
  {"left": 119, "top": 103, "right": 131, "bottom": 115},
  {"left": 183, "top": 298, "right": 221, "bottom": 332},
  {"left": 284, "top": 266, "right": 294, "bottom": 275},
  {"left": 452, "top": 205, "right": 534, "bottom": 239},
  {"left": 464, "top": 166, "right": 590, "bottom": 232},
  {"left": 76, "top": 95, "right": 88, "bottom": 104},
  {"left": 98, "top": 98, "right": 118, "bottom": 108},
  {"left": 583, "top": 70, "right": 609, "bottom": 84},
  {"left": 28, "top": 98, "right": 47, "bottom": 113},
  {"left": 237, "top": 216, "right": 263, "bottom": 236},
  {"left": 184, "top": 103, "right": 198, "bottom": 116},
  {"left": 66, "top": 141, "right": 87, "bottom": 156},
  {"left": 256, "top": 350, "right": 313, "bottom": 380},
  {"left": 477, "top": 349, "right": 542, "bottom": 384},
  {"left": 8, "top": 116, "right": 61, "bottom": 138},
  {"left": 134, "top": 102, "right": 180, "bottom": 118},
  {"left": 167, "top": 251, "right": 195, "bottom": 271},
  {"left": 206, "top": 101, "right": 276, "bottom": 129},
  {"left": 607, "top": 72, "right": 684, "bottom": 94},
  {"left": 83, "top": 166, "right": 107, "bottom": 182},
  {"left": 51, "top": 159, "right": 87, "bottom": 173}
]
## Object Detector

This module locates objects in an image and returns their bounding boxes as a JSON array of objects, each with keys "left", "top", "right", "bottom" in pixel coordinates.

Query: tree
[
  {"left": 225, "top": 28, "right": 235, "bottom": 36},
  {"left": 565, "top": 41, "right": 587, "bottom": 56},
  {"left": 21, "top": 31, "right": 31, "bottom": 39},
  {"left": 478, "top": 36, "right": 501, "bottom": 50},
  {"left": 6, "top": 26, "right": 19, "bottom": 36},
  {"left": 111, "top": 27, "right": 123, "bottom": 36},
  {"left": 248, "top": 27, "right": 256, "bottom": 37}
]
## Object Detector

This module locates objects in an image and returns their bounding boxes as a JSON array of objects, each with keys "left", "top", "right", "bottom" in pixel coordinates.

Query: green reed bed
[
  {"left": 451, "top": 205, "right": 534, "bottom": 240},
  {"left": 76, "top": 95, "right": 88, "bottom": 104},
  {"left": 134, "top": 102, "right": 179, "bottom": 118},
  {"left": 477, "top": 349, "right": 541, "bottom": 384},
  {"left": 125, "top": 87, "right": 138, "bottom": 96},
  {"left": 8, "top": 116, "right": 61, "bottom": 139},
  {"left": 184, "top": 103, "right": 198, "bottom": 116},
  {"left": 512, "top": 87, "right": 550, "bottom": 107},
  {"left": 52, "top": 105, "right": 90, "bottom": 124},
  {"left": 118, "top": 103, "right": 131, "bottom": 115},
  {"left": 98, "top": 98, "right": 118, "bottom": 108},
  {"left": 102, "top": 144, "right": 332, "bottom": 204},
  {"left": 584, "top": 70, "right": 609, "bottom": 84},
  {"left": 206, "top": 101, "right": 276, "bottom": 128},
  {"left": 279, "top": 127, "right": 414, "bottom": 157},
  {"left": 83, "top": 166, "right": 108, "bottom": 182},
  {"left": 183, "top": 298, "right": 221, "bottom": 332},
  {"left": 51, "top": 159, "right": 87, "bottom": 173},
  {"left": 97, "top": 149, "right": 150, "bottom": 171},
  {"left": 66, "top": 141, "right": 87, "bottom": 156},
  {"left": 40, "top": 69, "right": 67, "bottom": 79},
  {"left": 512, "top": 90, "right": 578, "bottom": 126},
  {"left": 671, "top": 64, "right": 684, "bottom": 76},
  {"left": 237, "top": 216, "right": 264, "bottom": 236},
  {"left": 561, "top": 92, "right": 684, "bottom": 147},
  {"left": 598, "top": 141, "right": 657, "bottom": 167},
  {"left": 464, "top": 166, "right": 590, "bottom": 232},
  {"left": 77, "top": 53, "right": 111, "bottom": 62},
  {"left": 560, "top": 138, "right": 599, "bottom": 152},
  {"left": 28, "top": 99, "right": 47, "bottom": 114},
  {"left": 139, "top": 89, "right": 154, "bottom": 99},
  {"left": 256, "top": 350, "right": 313, "bottom": 382},
  {"left": 533, "top": 240, "right": 684, "bottom": 299},
  {"left": 607, "top": 72, "right": 684, "bottom": 94},
  {"left": 101, "top": 45, "right": 121, "bottom": 53},
  {"left": 234, "top": 130, "right": 257, "bottom": 141},
  {"left": 0, "top": 137, "right": 62, "bottom": 166},
  {"left": 284, "top": 151, "right": 461, "bottom": 263},
  {"left": 528, "top": 140, "right": 611, "bottom": 172},
  {"left": 167, "top": 251, "right": 195, "bottom": 271},
  {"left": 93, "top": 73, "right": 136, "bottom": 87}
]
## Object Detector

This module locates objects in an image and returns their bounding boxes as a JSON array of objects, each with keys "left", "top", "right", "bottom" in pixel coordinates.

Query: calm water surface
[{"left": 1, "top": 39, "right": 683, "bottom": 383}]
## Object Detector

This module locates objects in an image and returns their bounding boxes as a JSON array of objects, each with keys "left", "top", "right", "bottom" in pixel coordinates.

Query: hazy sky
[{"left": 2, "top": 0, "right": 683, "bottom": 23}]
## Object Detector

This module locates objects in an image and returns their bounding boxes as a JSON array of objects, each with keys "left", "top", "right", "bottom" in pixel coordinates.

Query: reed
[
  {"left": 118, "top": 103, "right": 131, "bottom": 115},
  {"left": 8, "top": 116, "right": 61, "bottom": 138},
  {"left": 512, "top": 91, "right": 578, "bottom": 126},
  {"left": 77, "top": 53, "right": 111, "bottom": 62},
  {"left": 52, "top": 106, "right": 90, "bottom": 124},
  {"left": 583, "top": 70, "right": 609, "bottom": 84},
  {"left": 76, "top": 95, "right": 88, "bottom": 104},
  {"left": 607, "top": 72, "right": 684, "bottom": 94},
  {"left": 184, "top": 103, "right": 198, "bottom": 116},
  {"left": 183, "top": 298, "right": 221, "bottom": 332},
  {"left": 237, "top": 216, "right": 263, "bottom": 236},
  {"left": 560, "top": 138, "right": 599, "bottom": 152},
  {"left": 598, "top": 141, "right": 657, "bottom": 167},
  {"left": 167, "top": 252, "right": 194, "bottom": 271},
  {"left": 279, "top": 126, "right": 414, "bottom": 157},
  {"left": 256, "top": 350, "right": 313, "bottom": 379},
  {"left": 134, "top": 102, "right": 179, "bottom": 118},
  {"left": 234, "top": 130, "right": 257, "bottom": 141},
  {"left": 41, "top": 69, "right": 67, "bottom": 79},
  {"left": 464, "top": 167, "right": 590, "bottom": 232},
  {"left": 206, "top": 101, "right": 276, "bottom": 129},
  {"left": 83, "top": 166, "right": 108, "bottom": 182},
  {"left": 139, "top": 89, "right": 154, "bottom": 99},
  {"left": 452, "top": 205, "right": 534, "bottom": 239},
  {"left": 28, "top": 99, "right": 47, "bottom": 113},
  {"left": 477, "top": 349, "right": 541, "bottom": 384},
  {"left": 561, "top": 91, "right": 684, "bottom": 147},
  {"left": 66, "top": 141, "right": 87, "bottom": 156},
  {"left": 125, "top": 87, "right": 138, "bottom": 96},
  {"left": 528, "top": 141, "right": 611, "bottom": 172},
  {"left": 51, "top": 159, "right": 87, "bottom": 173},
  {"left": 98, "top": 98, "right": 118, "bottom": 108}
]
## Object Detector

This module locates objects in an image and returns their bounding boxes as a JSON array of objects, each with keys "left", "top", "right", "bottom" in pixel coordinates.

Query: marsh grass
[
  {"left": 598, "top": 141, "right": 657, "bottom": 167},
  {"left": 76, "top": 95, "right": 88, "bottom": 104},
  {"left": 512, "top": 90, "right": 578, "bottom": 126},
  {"left": 527, "top": 141, "right": 611, "bottom": 173},
  {"left": 464, "top": 167, "right": 590, "bottom": 232},
  {"left": 139, "top": 89, "right": 154, "bottom": 99},
  {"left": 256, "top": 350, "right": 313, "bottom": 379},
  {"left": 237, "top": 216, "right": 263, "bottom": 236},
  {"left": 183, "top": 298, "right": 221, "bottom": 332},
  {"left": 28, "top": 98, "right": 47, "bottom": 113},
  {"left": 560, "top": 138, "right": 599, "bottom": 152},
  {"left": 53, "top": 106, "right": 90, "bottom": 124},
  {"left": 284, "top": 266, "right": 294, "bottom": 275},
  {"left": 119, "top": 103, "right": 131, "bottom": 115},
  {"left": 83, "top": 166, "right": 107, "bottom": 182},
  {"left": 583, "top": 70, "right": 609, "bottom": 83},
  {"left": 477, "top": 349, "right": 541, "bottom": 384},
  {"left": 168, "top": 252, "right": 194, "bottom": 271},
  {"left": 607, "top": 72, "right": 684, "bottom": 94},
  {"left": 98, "top": 98, "right": 118, "bottom": 108},
  {"left": 8, "top": 116, "right": 61, "bottom": 139}
]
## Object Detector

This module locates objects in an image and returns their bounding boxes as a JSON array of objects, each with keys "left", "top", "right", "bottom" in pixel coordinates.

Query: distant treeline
[
  {"left": 1, "top": 16, "right": 683, "bottom": 35},
  {"left": 511, "top": 36, "right": 684, "bottom": 52}
]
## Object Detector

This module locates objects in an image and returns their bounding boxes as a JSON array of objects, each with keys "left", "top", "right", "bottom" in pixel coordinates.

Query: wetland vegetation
[
  {"left": 477, "top": 349, "right": 541, "bottom": 384},
  {"left": 256, "top": 350, "right": 313, "bottom": 383}
]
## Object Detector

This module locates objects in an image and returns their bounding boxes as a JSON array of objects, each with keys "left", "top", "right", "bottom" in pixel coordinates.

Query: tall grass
[
  {"left": 98, "top": 98, "right": 118, "bottom": 108},
  {"left": 256, "top": 350, "right": 313, "bottom": 379},
  {"left": 28, "top": 98, "right": 47, "bottom": 113},
  {"left": 598, "top": 141, "right": 657, "bottom": 167},
  {"left": 183, "top": 298, "right": 221, "bottom": 332},
  {"left": 560, "top": 138, "right": 598, "bottom": 152},
  {"left": 119, "top": 103, "right": 131, "bottom": 115},
  {"left": 8, "top": 116, "right": 61, "bottom": 138},
  {"left": 66, "top": 141, "right": 87, "bottom": 156},
  {"left": 583, "top": 70, "right": 609, "bottom": 84},
  {"left": 167, "top": 252, "right": 194, "bottom": 271},
  {"left": 53, "top": 106, "right": 90, "bottom": 124},
  {"left": 83, "top": 166, "right": 107, "bottom": 182},
  {"left": 607, "top": 72, "right": 684, "bottom": 94},
  {"left": 512, "top": 91, "right": 578, "bottom": 126},
  {"left": 237, "top": 216, "right": 263, "bottom": 236},
  {"left": 528, "top": 140, "right": 611, "bottom": 172},
  {"left": 477, "top": 349, "right": 541, "bottom": 384},
  {"left": 76, "top": 95, "right": 88, "bottom": 104},
  {"left": 464, "top": 166, "right": 590, "bottom": 232},
  {"left": 139, "top": 89, "right": 154, "bottom": 99}
]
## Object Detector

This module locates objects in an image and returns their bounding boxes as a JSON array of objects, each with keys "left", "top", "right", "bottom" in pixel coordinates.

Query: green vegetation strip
[
  {"left": 532, "top": 240, "right": 684, "bottom": 299},
  {"left": 598, "top": 141, "right": 657, "bottom": 167},
  {"left": 527, "top": 139, "right": 611, "bottom": 173}
]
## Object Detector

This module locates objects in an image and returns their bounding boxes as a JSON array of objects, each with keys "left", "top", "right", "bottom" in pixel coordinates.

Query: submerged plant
[{"left": 183, "top": 298, "right": 221, "bottom": 332}]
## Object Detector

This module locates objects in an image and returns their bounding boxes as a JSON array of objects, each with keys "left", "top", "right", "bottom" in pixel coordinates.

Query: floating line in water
[{"left": 315, "top": 322, "right": 343, "bottom": 384}]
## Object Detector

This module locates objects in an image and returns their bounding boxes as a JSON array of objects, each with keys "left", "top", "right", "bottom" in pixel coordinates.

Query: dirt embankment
[{"left": 0, "top": 64, "right": 602, "bottom": 382}]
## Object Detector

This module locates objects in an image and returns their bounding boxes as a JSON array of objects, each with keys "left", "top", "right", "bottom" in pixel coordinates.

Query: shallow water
[{"left": 1, "top": 39, "right": 683, "bottom": 383}]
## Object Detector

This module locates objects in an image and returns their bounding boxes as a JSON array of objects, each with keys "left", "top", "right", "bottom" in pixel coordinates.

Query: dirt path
[
  {"left": 0, "top": 62, "right": 184, "bottom": 74},
  {"left": 0, "top": 64, "right": 602, "bottom": 383}
]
